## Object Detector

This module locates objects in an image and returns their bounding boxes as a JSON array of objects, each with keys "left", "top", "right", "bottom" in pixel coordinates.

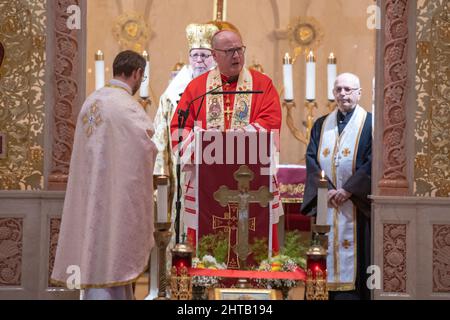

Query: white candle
[
  {"left": 95, "top": 50, "right": 105, "bottom": 90},
  {"left": 140, "top": 51, "right": 150, "bottom": 98},
  {"left": 317, "top": 170, "right": 328, "bottom": 226},
  {"left": 157, "top": 176, "right": 168, "bottom": 223},
  {"left": 306, "top": 51, "right": 316, "bottom": 101},
  {"left": 327, "top": 53, "right": 337, "bottom": 101},
  {"left": 283, "top": 53, "right": 294, "bottom": 101}
]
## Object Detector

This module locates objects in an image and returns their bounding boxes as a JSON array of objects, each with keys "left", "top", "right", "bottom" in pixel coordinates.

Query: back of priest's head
[{"left": 113, "top": 50, "right": 146, "bottom": 78}]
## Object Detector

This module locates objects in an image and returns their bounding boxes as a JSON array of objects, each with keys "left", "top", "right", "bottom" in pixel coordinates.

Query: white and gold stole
[
  {"left": 205, "top": 67, "right": 253, "bottom": 130},
  {"left": 317, "top": 105, "right": 367, "bottom": 291}
]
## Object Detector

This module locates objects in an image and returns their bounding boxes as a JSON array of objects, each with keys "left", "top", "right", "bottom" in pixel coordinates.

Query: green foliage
[
  {"left": 251, "top": 237, "right": 269, "bottom": 265},
  {"left": 280, "top": 231, "right": 308, "bottom": 269},
  {"left": 198, "top": 232, "right": 229, "bottom": 264}
]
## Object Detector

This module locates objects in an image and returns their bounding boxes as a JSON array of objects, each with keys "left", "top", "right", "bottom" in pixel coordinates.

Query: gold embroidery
[
  {"left": 279, "top": 183, "right": 305, "bottom": 196},
  {"left": 224, "top": 105, "right": 233, "bottom": 122},
  {"left": 206, "top": 68, "right": 253, "bottom": 130},
  {"left": 82, "top": 103, "right": 103, "bottom": 137},
  {"left": 342, "top": 148, "right": 351, "bottom": 157},
  {"left": 342, "top": 240, "right": 351, "bottom": 249},
  {"left": 322, "top": 148, "right": 330, "bottom": 158}
]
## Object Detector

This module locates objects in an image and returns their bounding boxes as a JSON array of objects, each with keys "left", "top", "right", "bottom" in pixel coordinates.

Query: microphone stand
[{"left": 174, "top": 80, "right": 231, "bottom": 244}]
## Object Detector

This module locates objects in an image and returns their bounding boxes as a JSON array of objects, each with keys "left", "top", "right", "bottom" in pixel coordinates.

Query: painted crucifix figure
[{"left": 214, "top": 165, "right": 274, "bottom": 269}]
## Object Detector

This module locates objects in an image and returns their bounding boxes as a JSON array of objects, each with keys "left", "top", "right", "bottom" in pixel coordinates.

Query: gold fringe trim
[
  {"left": 50, "top": 266, "right": 148, "bottom": 290},
  {"left": 327, "top": 282, "right": 356, "bottom": 292}
]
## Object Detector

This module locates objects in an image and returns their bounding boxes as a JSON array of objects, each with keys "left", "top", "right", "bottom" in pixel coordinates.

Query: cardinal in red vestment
[{"left": 170, "top": 25, "right": 283, "bottom": 259}]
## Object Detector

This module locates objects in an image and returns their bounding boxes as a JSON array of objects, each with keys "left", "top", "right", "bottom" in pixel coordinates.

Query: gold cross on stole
[
  {"left": 214, "top": 165, "right": 274, "bottom": 269},
  {"left": 342, "top": 148, "right": 351, "bottom": 157},
  {"left": 224, "top": 105, "right": 233, "bottom": 122},
  {"left": 342, "top": 240, "right": 351, "bottom": 249}
]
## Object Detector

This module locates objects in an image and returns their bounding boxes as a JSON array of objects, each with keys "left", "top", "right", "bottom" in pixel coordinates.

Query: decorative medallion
[
  {"left": 82, "top": 102, "right": 103, "bottom": 138},
  {"left": 288, "top": 17, "right": 324, "bottom": 56},
  {"left": 112, "top": 12, "right": 151, "bottom": 52}
]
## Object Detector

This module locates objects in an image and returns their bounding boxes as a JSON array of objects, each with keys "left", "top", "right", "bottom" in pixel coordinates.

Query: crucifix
[
  {"left": 214, "top": 165, "right": 274, "bottom": 269},
  {"left": 213, "top": 0, "right": 228, "bottom": 21},
  {"left": 224, "top": 106, "right": 233, "bottom": 122},
  {"left": 213, "top": 204, "right": 255, "bottom": 269}
]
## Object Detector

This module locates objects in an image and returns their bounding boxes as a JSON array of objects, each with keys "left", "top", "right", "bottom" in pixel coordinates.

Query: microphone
[
  {"left": 211, "top": 90, "right": 264, "bottom": 95},
  {"left": 178, "top": 81, "right": 230, "bottom": 128},
  {"left": 174, "top": 79, "right": 230, "bottom": 244},
  {"left": 195, "top": 79, "right": 233, "bottom": 121}
]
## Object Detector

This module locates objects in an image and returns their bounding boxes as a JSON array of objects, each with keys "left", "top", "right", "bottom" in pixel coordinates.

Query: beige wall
[{"left": 87, "top": 0, "right": 375, "bottom": 164}]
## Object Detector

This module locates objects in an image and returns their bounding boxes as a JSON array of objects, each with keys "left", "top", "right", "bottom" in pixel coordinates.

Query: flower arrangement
[
  {"left": 256, "top": 255, "right": 304, "bottom": 289},
  {"left": 191, "top": 255, "right": 227, "bottom": 288}
]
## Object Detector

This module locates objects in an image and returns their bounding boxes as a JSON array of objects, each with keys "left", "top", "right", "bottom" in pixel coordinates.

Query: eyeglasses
[
  {"left": 189, "top": 53, "right": 212, "bottom": 60},
  {"left": 141, "top": 75, "right": 148, "bottom": 83},
  {"left": 334, "top": 86, "right": 360, "bottom": 94},
  {"left": 214, "top": 46, "right": 246, "bottom": 57}
]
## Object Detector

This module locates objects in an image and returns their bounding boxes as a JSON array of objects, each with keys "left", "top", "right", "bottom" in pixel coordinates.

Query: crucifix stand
[{"left": 214, "top": 165, "right": 274, "bottom": 269}]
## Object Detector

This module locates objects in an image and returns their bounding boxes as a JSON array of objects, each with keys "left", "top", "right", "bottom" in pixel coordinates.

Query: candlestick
[
  {"left": 156, "top": 176, "right": 169, "bottom": 223},
  {"left": 95, "top": 50, "right": 105, "bottom": 90},
  {"left": 140, "top": 51, "right": 150, "bottom": 98},
  {"left": 317, "top": 170, "right": 328, "bottom": 226},
  {"left": 283, "top": 53, "right": 294, "bottom": 101},
  {"left": 327, "top": 53, "right": 337, "bottom": 101},
  {"left": 306, "top": 51, "right": 316, "bottom": 101},
  {"left": 154, "top": 222, "right": 172, "bottom": 300}
]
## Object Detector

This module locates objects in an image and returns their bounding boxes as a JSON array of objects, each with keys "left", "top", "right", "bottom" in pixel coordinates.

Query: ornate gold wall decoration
[
  {"left": 0, "top": 0, "right": 46, "bottom": 190},
  {"left": 112, "top": 12, "right": 151, "bottom": 53},
  {"left": 415, "top": 0, "right": 450, "bottom": 197},
  {"left": 383, "top": 224, "right": 407, "bottom": 293},
  {"left": 287, "top": 17, "right": 324, "bottom": 56},
  {"left": 0, "top": 218, "right": 23, "bottom": 286},
  {"left": 433, "top": 225, "right": 450, "bottom": 292},
  {"left": 378, "top": 0, "right": 410, "bottom": 196}
]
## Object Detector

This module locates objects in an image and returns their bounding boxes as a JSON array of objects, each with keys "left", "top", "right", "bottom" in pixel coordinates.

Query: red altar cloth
[
  {"left": 276, "top": 165, "right": 306, "bottom": 203},
  {"left": 276, "top": 165, "right": 311, "bottom": 232},
  {"left": 189, "top": 268, "right": 306, "bottom": 281}
]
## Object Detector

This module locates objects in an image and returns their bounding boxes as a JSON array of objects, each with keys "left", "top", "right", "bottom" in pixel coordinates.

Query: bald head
[
  {"left": 212, "top": 30, "right": 243, "bottom": 49},
  {"left": 333, "top": 73, "right": 362, "bottom": 112},
  {"left": 335, "top": 73, "right": 361, "bottom": 89},
  {"left": 211, "top": 31, "right": 246, "bottom": 77}
]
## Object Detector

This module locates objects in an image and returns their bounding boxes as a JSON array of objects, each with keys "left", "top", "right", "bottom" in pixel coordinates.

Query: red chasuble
[
  {"left": 171, "top": 68, "right": 281, "bottom": 134},
  {"left": 170, "top": 67, "right": 282, "bottom": 257}
]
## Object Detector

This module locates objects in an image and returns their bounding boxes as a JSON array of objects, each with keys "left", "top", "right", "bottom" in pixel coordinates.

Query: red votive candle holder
[
  {"left": 171, "top": 242, "right": 193, "bottom": 276},
  {"left": 306, "top": 243, "right": 327, "bottom": 279}
]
